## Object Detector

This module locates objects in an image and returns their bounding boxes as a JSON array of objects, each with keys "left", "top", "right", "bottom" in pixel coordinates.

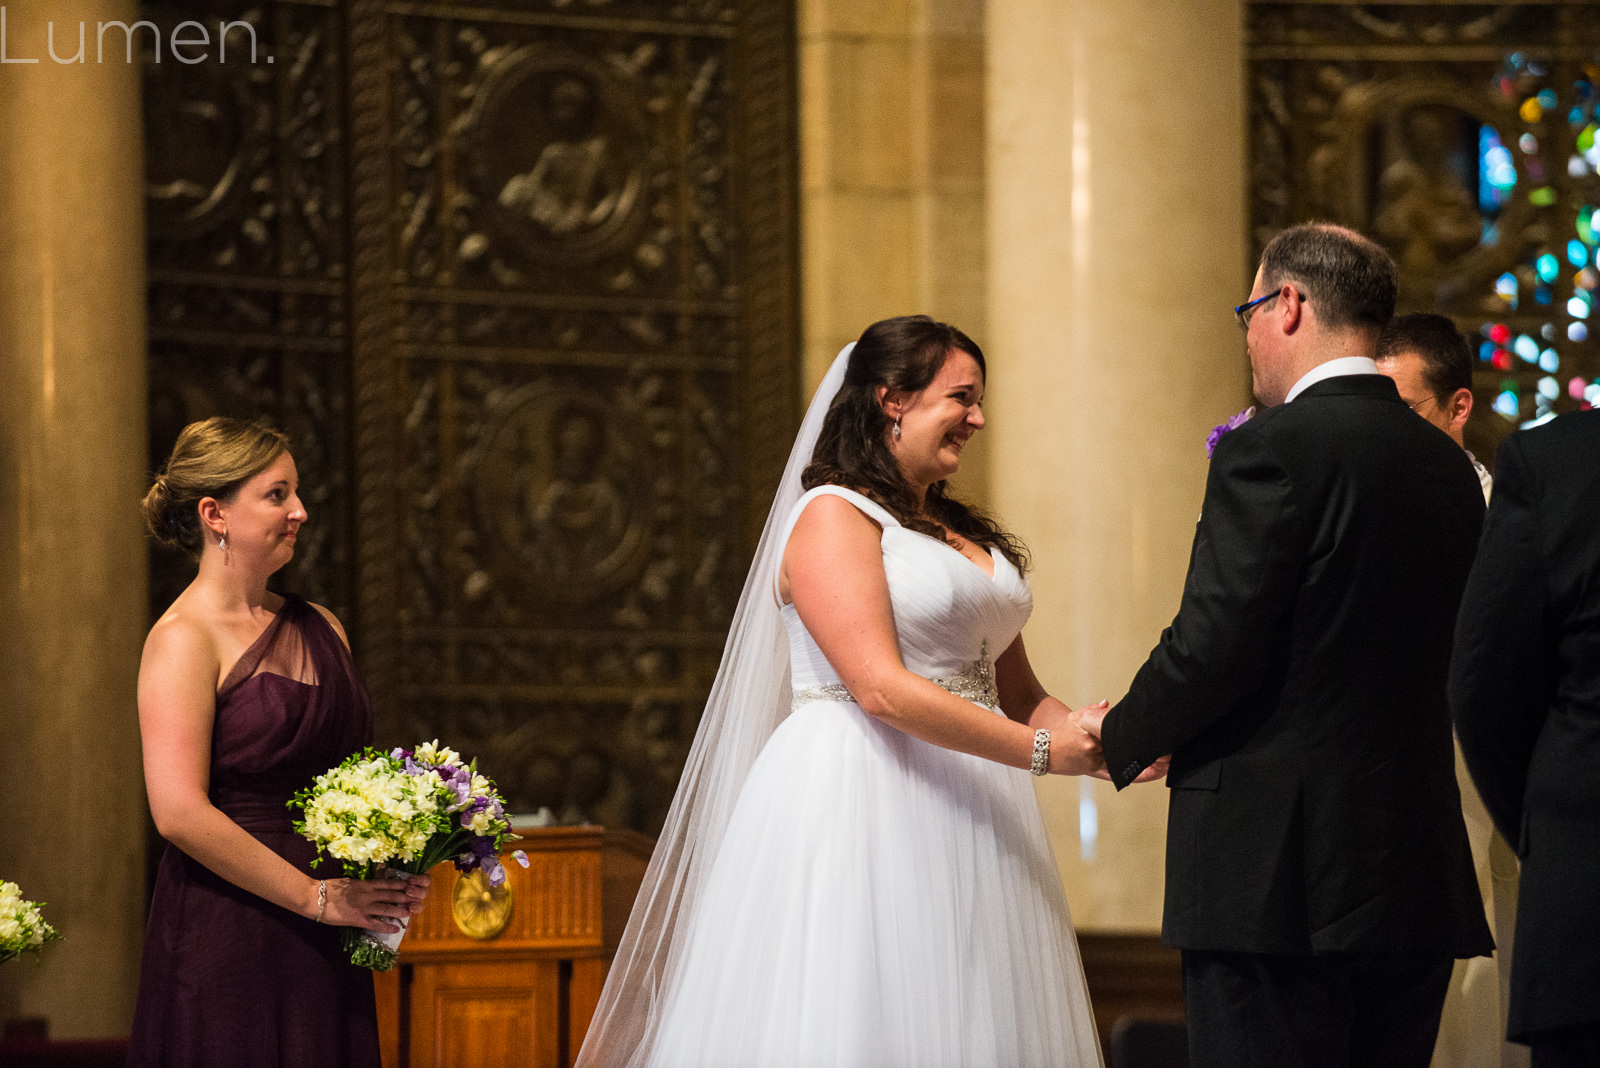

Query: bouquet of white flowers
[
  {"left": 0, "top": 880, "right": 61, "bottom": 964},
  {"left": 290, "top": 740, "right": 528, "bottom": 970}
]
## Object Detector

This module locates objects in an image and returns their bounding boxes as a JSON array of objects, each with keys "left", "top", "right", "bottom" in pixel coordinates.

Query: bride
[{"left": 578, "top": 316, "right": 1161, "bottom": 1068}]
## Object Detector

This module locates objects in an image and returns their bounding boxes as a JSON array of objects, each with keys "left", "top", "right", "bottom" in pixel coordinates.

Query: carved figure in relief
[
  {"left": 498, "top": 77, "right": 621, "bottom": 236},
  {"left": 143, "top": 55, "right": 247, "bottom": 237},
  {"left": 1373, "top": 105, "right": 1484, "bottom": 281},
  {"left": 521, "top": 406, "right": 629, "bottom": 577}
]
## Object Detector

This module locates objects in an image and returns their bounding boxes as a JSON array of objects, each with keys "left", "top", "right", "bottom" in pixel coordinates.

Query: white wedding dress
[{"left": 643, "top": 485, "right": 1103, "bottom": 1068}]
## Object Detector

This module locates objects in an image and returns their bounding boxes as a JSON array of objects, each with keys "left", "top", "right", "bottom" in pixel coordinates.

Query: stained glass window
[{"left": 1480, "top": 53, "right": 1600, "bottom": 428}]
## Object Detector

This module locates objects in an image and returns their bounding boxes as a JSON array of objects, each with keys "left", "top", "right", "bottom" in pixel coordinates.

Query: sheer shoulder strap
[{"left": 218, "top": 594, "right": 308, "bottom": 695}]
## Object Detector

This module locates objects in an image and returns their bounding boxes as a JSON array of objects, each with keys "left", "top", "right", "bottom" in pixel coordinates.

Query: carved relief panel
[
  {"left": 145, "top": 0, "right": 799, "bottom": 835},
  {"left": 143, "top": 1, "right": 353, "bottom": 619},
  {"left": 1248, "top": 2, "right": 1600, "bottom": 458}
]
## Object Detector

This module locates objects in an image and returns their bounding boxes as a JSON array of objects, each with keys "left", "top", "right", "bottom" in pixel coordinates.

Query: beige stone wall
[
  {"left": 986, "top": 0, "right": 1248, "bottom": 930},
  {"left": 0, "top": 0, "right": 149, "bottom": 1036},
  {"left": 798, "top": 0, "right": 994, "bottom": 499}
]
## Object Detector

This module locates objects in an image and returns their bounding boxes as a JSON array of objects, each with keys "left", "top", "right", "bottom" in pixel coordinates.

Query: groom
[{"left": 1095, "top": 223, "right": 1492, "bottom": 1068}]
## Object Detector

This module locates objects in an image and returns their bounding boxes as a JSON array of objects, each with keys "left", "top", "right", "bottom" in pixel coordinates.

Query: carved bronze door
[
  {"left": 1247, "top": 1, "right": 1600, "bottom": 460},
  {"left": 144, "top": 0, "right": 799, "bottom": 835}
]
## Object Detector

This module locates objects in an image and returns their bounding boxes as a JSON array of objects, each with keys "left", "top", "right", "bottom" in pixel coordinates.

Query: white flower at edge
[
  {"left": 0, "top": 880, "right": 55, "bottom": 954},
  {"left": 413, "top": 740, "right": 462, "bottom": 768}
]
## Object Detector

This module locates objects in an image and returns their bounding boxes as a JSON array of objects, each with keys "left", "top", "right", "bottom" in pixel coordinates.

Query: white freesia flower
[
  {"left": 412, "top": 740, "right": 462, "bottom": 768},
  {"left": 1, "top": 880, "right": 60, "bottom": 963}
]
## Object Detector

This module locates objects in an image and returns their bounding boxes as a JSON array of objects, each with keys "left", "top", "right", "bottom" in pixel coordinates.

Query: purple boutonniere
[{"left": 1204, "top": 406, "right": 1256, "bottom": 458}]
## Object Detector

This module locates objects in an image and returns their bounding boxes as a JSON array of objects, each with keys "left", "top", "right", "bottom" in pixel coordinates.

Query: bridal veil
[{"left": 575, "top": 345, "right": 854, "bottom": 1068}]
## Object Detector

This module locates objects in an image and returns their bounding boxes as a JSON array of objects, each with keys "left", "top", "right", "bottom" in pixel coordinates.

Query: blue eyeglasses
[
  {"left": 1234, "top": 292, "right": 1279, "bottom": 331},
  {"left": 1234, "top": 289, "right": 1305, "bottom": 331}
]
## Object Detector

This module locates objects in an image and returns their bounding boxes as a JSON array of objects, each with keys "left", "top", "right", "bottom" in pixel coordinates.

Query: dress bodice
[
  {"left": 208, "top": 594, "right": 373, "bottom": 832},
  {"left": 778, "top": 486, "right": 1033, "bottom": 696}
]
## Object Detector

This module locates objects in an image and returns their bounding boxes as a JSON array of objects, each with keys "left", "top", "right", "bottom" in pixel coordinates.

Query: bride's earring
[
  {"left": 892, "top": 418, "right": 901, "bottom": 440},
  {"left": 219, "top": 531, "right": 228, "bottom": 552}
]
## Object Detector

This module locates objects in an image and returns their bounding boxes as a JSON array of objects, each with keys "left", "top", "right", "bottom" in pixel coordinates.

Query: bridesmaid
[{"left": 129, "top": 417, "right": 428, "bottom": 1067}]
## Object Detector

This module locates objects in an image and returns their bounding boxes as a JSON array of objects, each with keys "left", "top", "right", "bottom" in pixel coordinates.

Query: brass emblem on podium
[{"left": 451, "top": 869, "right": 514, "bottom": 940}]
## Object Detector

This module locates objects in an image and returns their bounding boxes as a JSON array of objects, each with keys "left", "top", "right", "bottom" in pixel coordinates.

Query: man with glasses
[
  {"left": 1095, "top": 223, "right": 1493, "bottom": 1068},
  {"left": 1376, "top": 312, "right": 1493, "bottom": 499}
]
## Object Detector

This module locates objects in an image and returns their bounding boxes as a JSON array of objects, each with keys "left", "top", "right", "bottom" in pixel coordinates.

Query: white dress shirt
[
  {"left": 1469, "top": 453, "right": 1492, "bottom": 503},
  {"left": 1283, "top": 356, "right": 1381, "bottom": 404}
]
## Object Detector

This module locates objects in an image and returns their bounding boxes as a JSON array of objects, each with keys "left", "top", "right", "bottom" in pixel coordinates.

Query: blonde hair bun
[{"left": 142, "top": 417, "right": 290, "bottom": 556}]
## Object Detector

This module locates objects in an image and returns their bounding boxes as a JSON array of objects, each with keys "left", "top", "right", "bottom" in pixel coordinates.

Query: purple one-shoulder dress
[{"left": 128, "top": 594, "right": 380, "bottom": 1067}]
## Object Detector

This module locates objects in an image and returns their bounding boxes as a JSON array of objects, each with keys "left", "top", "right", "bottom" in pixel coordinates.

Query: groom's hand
[
  {"left": 1129, "top": 754, "right": 1172, "bottom": 783},
  {"left": 1073, "top": 701, "right": 1170, "bottom": 783}
]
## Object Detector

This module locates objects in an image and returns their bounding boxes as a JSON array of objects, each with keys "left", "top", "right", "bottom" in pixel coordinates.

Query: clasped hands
[
  {"left": 318, "top": 872, "right": 432, "bottom": 931},
  {"left": 1033, "top": 698, "right": 1170, "bottom": 783}
]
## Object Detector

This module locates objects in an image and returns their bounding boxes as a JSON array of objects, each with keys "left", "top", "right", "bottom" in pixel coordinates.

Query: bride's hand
[
  {"left": 1032, "top": 698, "right": 1108, "bottom": 777},
  {"left": 1073, "top": 700, "right": 1107, "bottom": 740},
  {"left": 316, "top": 875, "right": 415, "bottom": 931}
]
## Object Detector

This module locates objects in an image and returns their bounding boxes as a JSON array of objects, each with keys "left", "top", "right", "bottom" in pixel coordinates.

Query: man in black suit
[
  {"left": 1449, "top": 409, "right": 1600, "bottom": 1068},
  {"left": 1378, "top": 311, "right": 1526, "bottom": 1068},
  {"left": 1095, "top": 223, "right": 1493, "bottom": 1068}
]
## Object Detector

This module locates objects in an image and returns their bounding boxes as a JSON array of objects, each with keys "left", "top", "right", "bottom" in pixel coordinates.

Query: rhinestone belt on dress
[{"left": 790, "top": 639, "right": 999, "bottom": 712}]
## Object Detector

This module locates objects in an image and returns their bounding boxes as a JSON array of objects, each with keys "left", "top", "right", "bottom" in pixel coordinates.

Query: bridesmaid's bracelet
[
  {"left": 1030, "top": 729, "right": 1051, "bottom": 776},
  {"left": 315, "top": 880, "right": 327, "bottom": 923}
]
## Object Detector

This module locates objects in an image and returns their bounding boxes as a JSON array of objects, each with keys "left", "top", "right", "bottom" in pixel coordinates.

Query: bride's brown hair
[{"left": 801, "top": 315, "right": 1029, "bottom": 572}]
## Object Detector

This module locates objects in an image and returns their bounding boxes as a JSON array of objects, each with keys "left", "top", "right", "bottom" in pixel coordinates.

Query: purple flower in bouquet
[
  {"left": 459, "top": 831, "right": 525, "bottom": 888},
  {"left": 437, "top": 765, "right": 473, "bottom": 810},
  {"left": 1205, "top": 406, "right": 1255, "bottom": 458}
]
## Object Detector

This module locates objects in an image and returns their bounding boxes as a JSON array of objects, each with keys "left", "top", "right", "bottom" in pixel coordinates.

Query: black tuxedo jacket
[
  {"left": 1102, "top": 374, "right": 1493, "bottom": 958},
  {"left": 1450, "top": 409, "right": 1600, "bottom": 1039}
]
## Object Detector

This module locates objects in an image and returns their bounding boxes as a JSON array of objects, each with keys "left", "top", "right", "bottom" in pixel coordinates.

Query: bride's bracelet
[
  {"left": 1030, "top": 729, "right": 1051, "bottom": 776},
  {"left": 315, "top": 879, "right": 327, "bottom": 923}
]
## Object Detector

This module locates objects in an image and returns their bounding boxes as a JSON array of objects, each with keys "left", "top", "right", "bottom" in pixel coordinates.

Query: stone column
[
  {"left": 986, "top": 0, "right": 1248, "bottom": 929},
  {"left": 799, "top": 1, "right": 992, "bottom": 501},
  {"left": 0, "top": 0, "right": 148, "bottom": 1036}
]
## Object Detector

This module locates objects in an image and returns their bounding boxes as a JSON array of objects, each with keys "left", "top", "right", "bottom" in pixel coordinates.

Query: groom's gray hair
[{"left": 1259, "top": 223, "right": 1397, "bottom": 332}]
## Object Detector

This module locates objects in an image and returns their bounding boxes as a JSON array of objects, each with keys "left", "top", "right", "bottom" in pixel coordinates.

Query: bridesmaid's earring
[
  {"left": 892, "top": 418, "right": 901, "bottom": 440},
  {"left": 219, "top": 531, "right": 228, "bottom": 552}
]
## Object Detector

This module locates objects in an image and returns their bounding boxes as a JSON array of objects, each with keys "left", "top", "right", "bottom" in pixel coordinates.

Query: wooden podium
[{"left": 375, "top": 826, "right": 652, "bottom": 1068}]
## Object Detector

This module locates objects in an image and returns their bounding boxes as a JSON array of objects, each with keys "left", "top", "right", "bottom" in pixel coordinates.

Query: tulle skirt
[{"left": 645, "top": 698, "right": 1104, "bottom": 1068}]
